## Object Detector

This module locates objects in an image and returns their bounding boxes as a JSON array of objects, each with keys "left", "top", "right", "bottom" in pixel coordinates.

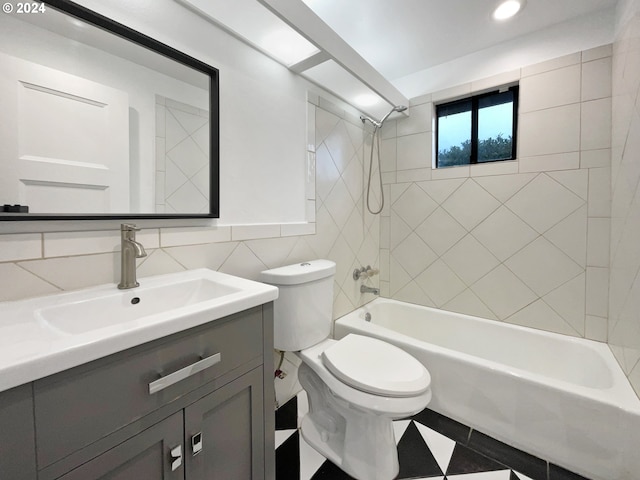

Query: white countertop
[{"left": 0, "top": 269, "right": 278, "bottom": 393}]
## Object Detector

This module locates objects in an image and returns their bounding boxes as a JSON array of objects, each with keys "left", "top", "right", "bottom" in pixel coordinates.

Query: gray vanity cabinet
[
  {"left": 0, "top": 384, "right": 37, "bottom": 480},
  {"left": 185, "top": 367, "right": 264, "bottom": 480},
  {"left": 56, "top": 412, "right": 184, "bottom": 480},
  {"left": 0, "top": 303, "right": 275, "bottom": 480}
]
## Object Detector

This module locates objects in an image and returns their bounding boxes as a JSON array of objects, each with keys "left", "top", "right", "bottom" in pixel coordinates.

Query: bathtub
[{"left": 334, "top": 298, "right": 640, "bottom": 480}]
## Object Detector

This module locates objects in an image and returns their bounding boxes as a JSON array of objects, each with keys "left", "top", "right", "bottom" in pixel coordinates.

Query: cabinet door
[
  {"left": 0, "top": 384, "right": 36, "bottom": 480},
  {"left": 185, "top": 368, "right": 264, "bottom": 480},
  {"left": 57, "top": 412, "right": 184, "bottom": 480}
]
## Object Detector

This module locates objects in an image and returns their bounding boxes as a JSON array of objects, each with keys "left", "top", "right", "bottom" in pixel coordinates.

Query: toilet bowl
[{"left": 260, "top": 260, "right": 432, "bottom": 480}]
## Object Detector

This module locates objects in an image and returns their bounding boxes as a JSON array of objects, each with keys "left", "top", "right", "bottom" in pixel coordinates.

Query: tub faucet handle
[{"left": 353, "top": 265, "right": 379, "bottom": 280}]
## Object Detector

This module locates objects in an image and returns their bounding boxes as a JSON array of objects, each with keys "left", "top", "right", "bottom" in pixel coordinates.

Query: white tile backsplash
[
  {"left": 0, "top": 234, "right": 41, "bottom": 262},
  {"left": 160, "top": 226, "right": 231, "bottom": 247},
  {"left": 0, "top": 263, "right": 59, "bottom": 302}
]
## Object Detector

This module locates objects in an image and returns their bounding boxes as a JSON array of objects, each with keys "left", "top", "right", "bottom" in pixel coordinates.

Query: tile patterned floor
[{"left": 275, "top": 393, "right": 592, "bottom": 480}]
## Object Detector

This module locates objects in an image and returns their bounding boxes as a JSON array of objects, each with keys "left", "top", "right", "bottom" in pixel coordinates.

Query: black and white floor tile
[{"left": 275, "top": 393, "right": 591, "bottom": 480}]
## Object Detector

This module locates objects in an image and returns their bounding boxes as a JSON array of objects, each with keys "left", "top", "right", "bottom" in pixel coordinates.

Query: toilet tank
[{"left": 260, "top": 260, "right": 336, "bottom": 352}]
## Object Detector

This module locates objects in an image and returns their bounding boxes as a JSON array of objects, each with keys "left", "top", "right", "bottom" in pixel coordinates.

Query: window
[{"left": 436, "top": 86, "right": 518, "bottom": 168}]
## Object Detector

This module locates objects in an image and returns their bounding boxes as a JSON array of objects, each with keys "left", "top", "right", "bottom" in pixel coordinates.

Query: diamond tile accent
[
  {"left": 442, "top": 179, "right": 501, "bottom": 231},
  {"left": 543, "top": 206, "right": 587, "bottom": 267},
  {"left": 315, "top": 143, "right": 340, "bottom": 203},
  {"left": 473, "top": 174, "right": 536, "bottom": 203},
  {"left": 471, "top": 266, "right": 537, "bottom": 320},
  {"left": 543, "top": 273, "right": 586, "bottom": 335},
  {"left": 390, "top": 255, "right": 413, "bottom": 295},
  {"left": 506, "top": 299, "right": 579, "bottom": 336},
  {"left": 394, "top": 280, "right": 437, "bottom": 306},
  {"left": 166, "top": 180, "right": 208, "bottom": 213},
  {"left": 341, "top": 155, "right": 363, "bottom": 202},
  {"left": 505, "top": 174, "right": 584, "bottom": 234},
  {"left": 505, "top": 237, "right": 583, "bottom": 297},
  {"left": 443, "top": 288, "right": 499, "bottom": 320},
  {"left": 417, "top": 178, "right": 466, "bottom": 204},
  {"left": 390, "top": 214, "right": 413, "bottom": 251},
  {"left": 392, "top": 233, "right": 438, "bottom": 278},
  {"left": 165, "top": 159, "right": 188, "bottom": 196},
  {"left": 442, "top": 235, "right": 500, "bottom": 286},
  {"left": 324, "top": 178, "right": 356, "bottom": 228},
  {"left": 548, "top": 169, "right": 588, "bottom": 200},
  {"left": 415, "top": 207, "right": 467, "bottom": 256},
  {"left": 169, "top": 107, "right": 208, "bottom": 136},
  {"left": 324, "top": 121, "right": 356, "bottom": 172},
  {"left": 167, "top": 136, "right": 208, "bottom": 178},
  {"left": 165, "top": 109, "right": 188, "bottom": 151},
  {"left": 472, "top": 207, "right": 538, "bottom": 262},
  {"left": 315, "top": 107, "right": 340, "bottom": 146},
  {"left": 416, "top": 259, "right": 466, "bottom": 307},
  {"left": 393, "top": 183, "right": 439, "bottom": 229}
]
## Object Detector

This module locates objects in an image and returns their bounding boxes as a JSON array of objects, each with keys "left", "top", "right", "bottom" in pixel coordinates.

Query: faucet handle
[{"left": 121, "top": 223, "right": 140, "bottom": 232}]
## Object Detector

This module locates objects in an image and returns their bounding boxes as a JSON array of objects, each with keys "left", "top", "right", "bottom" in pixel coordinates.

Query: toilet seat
[
  {"left": 298, "top": 338, "right": 432, "bottom": 417},
  {"left": 321, "top": 334, "right": 430, "bottom": 397}
]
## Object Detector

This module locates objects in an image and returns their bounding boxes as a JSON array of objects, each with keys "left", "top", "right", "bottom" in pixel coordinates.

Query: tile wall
[
  {"left": 0, "top": 95, "right": 378, "bottom": 407},
  {"left": 378, "top": 46, "right": 612, "bottom": 341},
  {"left": 610, "top": 0, "right": 640, "bottom": 395}
]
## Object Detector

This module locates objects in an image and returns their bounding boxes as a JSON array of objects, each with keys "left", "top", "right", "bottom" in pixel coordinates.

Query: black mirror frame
[{"left": 2, "top": 0, "right": 220, "bottom": 221}]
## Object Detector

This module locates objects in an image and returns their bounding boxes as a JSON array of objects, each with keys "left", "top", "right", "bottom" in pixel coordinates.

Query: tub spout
[{"left": 360, "top": 284, "right": 379, "bottom": 295}]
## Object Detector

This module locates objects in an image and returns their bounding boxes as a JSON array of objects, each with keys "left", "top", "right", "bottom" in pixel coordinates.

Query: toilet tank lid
[{"left": 260, "top": 259, "right": 336, "bottom": 285}]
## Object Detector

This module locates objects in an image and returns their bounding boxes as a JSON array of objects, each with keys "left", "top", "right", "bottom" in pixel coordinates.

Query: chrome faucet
[
  {"left": 360, "top": 284, "right": 380, "bottom": 295},
  {"left": 118, "top": 224, "right": 147, "bottom": 289}
]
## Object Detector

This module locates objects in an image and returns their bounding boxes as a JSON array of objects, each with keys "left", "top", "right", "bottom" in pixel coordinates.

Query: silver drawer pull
[{"left": 149, "top": 353, "right": 221, "bottom": 395}]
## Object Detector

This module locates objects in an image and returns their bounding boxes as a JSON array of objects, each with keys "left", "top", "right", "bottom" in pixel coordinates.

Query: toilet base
[{"left": 298, "top": 363, "right": 400, "bottom": 480}]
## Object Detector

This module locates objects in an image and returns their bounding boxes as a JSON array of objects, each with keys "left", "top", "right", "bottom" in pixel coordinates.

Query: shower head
[
  {"left": 360, "top": 105, "right": 408, "bottom": 128},
  {"left": 379, "top": 105, "right": 407, "bottom": 125}
]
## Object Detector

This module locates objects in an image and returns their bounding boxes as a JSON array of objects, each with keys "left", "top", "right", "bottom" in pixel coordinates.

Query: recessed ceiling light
[{"left": 493, "top": 0, "right": 525, "bottom": 21}]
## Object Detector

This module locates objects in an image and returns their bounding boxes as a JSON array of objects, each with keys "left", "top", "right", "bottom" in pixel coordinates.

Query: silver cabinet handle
[
  {"left": 149, "top": 353, "right": 221, "bottom": 395},
  {"left": 169, "top": 445, "right": 182, "bottom": 471}
]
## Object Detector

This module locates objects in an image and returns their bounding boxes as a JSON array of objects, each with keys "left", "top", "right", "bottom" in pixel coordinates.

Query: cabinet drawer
[{"left": 34, "top": 307, "right": 263, "bottom": 469}]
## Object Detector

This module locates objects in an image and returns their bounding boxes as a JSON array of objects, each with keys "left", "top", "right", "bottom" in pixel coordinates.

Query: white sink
[
  {"left": 0, "top": 269, "right": 278, "bottom": 392},
  {"left": 38, "top": 276, "right": 241, "bottom": 335}
]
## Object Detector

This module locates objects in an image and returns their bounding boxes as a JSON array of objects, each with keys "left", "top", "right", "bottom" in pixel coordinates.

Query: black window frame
[{"left": 435, "top": 85, "right": 519, "bottom": 168}]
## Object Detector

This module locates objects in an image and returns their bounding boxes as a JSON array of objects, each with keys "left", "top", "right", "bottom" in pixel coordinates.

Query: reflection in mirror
[{"left": 0, "top": 0, "right": 219, "bottom": 219}]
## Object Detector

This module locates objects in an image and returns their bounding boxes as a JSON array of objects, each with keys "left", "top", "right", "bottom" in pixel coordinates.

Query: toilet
[{"left": 260, "top": 260, "right": 432, "bottom": 480}]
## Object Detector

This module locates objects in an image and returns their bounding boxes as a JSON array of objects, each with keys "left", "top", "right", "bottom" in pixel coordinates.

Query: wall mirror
[{"left": 0, "top": 0, "right": 219, "bottom": 220}]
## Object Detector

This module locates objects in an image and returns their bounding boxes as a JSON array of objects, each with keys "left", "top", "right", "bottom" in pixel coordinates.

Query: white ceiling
[
  {"left": 182, "top": 0, "right": 619, "bottom": 119},
  {"left": 300, "top": 0, "right": 618, "bottom": 98}
]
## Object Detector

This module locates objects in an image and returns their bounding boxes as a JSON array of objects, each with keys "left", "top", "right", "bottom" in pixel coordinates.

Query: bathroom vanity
[{"left": 0, "top": 270, "right": 277, "bottom": 480}]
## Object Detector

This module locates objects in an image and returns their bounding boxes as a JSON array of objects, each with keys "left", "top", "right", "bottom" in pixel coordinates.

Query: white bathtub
[{"left": 334, "top": 298, "right": 640, "bottom": 480}]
